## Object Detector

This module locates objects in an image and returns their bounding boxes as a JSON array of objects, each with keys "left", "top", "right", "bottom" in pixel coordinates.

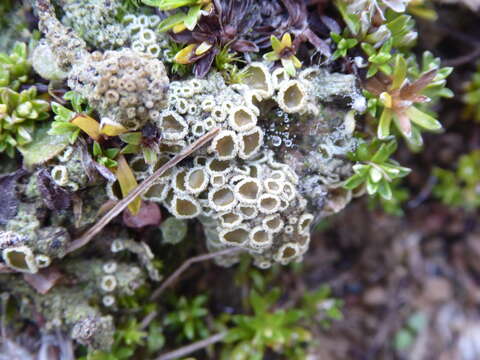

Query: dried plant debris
[{"left": 0, "top": 170, "right": 26, "bottom": 225}]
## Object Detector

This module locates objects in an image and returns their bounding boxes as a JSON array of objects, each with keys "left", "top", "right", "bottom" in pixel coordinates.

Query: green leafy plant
[
  {"left": 331, "top": 32, "right": 358, "bottom": 60},
  {"left": 222, "top": 288, "right": 310, "bottom": 360},
  {"left": 164, "top": 41, "right": 192, "bottom": 77},
  {"left": 0, "top": 86, "right": 50, "bottom": 157},
  {"left": 368, "top": 179, "right": 410, "bottom": 216},
  {"left": 85, "top": 320, "right": 164, "bottom": 360},
  {"left": 143, "top": 0, "right": 212, "bottom": 34},
  {"left": 334, "top": 0, "right": 418, "bottom": 79},
  {"left": 264, "top": 33, "right": 302, "bottom": 77},
  {"left": 214, "top": 46, "right": 247, "bottom": 84},
  {"left": 0, "top": 42, "right": 30, "bottom": 91},
  {"left": 365, "top": 54, "right": 444, "bottom": 147},
  {"left": 49, "top": 91, "right": 93, "bottom": 144},
  {"left": 464, "top": 62, "right": 480, "bottom": 122},
  {"left": 407, "top": 0, "right": 438, "bottom": 21},
  {"left": 117, "top": 319, "right": 148, "bottom": 348},
  {"left": 301, "top": 285, "right": 344, "bottom": 328},
  {"left": 384, "top": 13, "right": 417, "bottom": 48},
  {"left": 335, "top": 0, "right": 416, "bottom": 44},
  {"left": 407, "top": 51, "right": 453, "bottom": 100},
  {"left": 120, "top": 131, "right": 159, "bottom": 165},
  {"left": 120, "top": 0, "right": 142, "bottom": 11},
  {"left": 433, "top": 150, "right": 480, "bottom": 211},
  {"left": 164, "top": 295, "right": 210, "bottom": 342},
  {"left": 93, "top": 142, "right": 120, "bottom": 169},
  {"left": 344, "top": 139, "right": 411, "bottom": 200},
  {"left": 361, "top": 38, "right": 393, "bottom": 78}
]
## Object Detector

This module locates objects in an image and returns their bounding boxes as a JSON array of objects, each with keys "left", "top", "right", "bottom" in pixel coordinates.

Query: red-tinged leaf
[
  {"left": 123, "top": 201, "right": 162, "bottom": 229},
  {"left": 231, "top": 40, "right": 259, "bottom": 53},
  {"left": 364, "top": 76, "right": 389, "bottom": 96},
  {"left": 394, "top": 109, "right": 412, "bottom": 138},
  {"left": 169, "top": 30, "right": 196, "bottom": 44},
  {"left": 194, "top": 50, "right": 217, "bottom": 78},
  {"left": 23, "top": 267, "right": 63, "bottom": 294},
  {"left": 400, "top": 69, "right": 437, "bottom": 100}
]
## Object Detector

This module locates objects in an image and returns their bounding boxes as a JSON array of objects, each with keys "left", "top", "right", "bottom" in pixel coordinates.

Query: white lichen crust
[
  {"left": 61, "top": 0, "right": 129, "bottom": 50},
  {"left": 33, "top": 0, "right": 363, "bottom": 267},
  {"left": 68, "top": 49, "right": 169, "bottom": 130},
  {"left": 135, "top": 69, "right": 346, "bottom": 267}
]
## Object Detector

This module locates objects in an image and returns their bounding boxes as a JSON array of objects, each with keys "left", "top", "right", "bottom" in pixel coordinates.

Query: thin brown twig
[
  {"left": 141, "top": 247, "right": 241, "bottom": 330},
  {"left": 407, "top": 174, "right": 437, "bottom": 209},
  {"left": 444, "top": 46, "right": 480, "bottom": 67},
  {"left": 155, "top": 331, "right": 227, "bottom": 360},
  {"left": 150, "top": 247, "right": 242, "bottom": 301},
  {"left": 139, "top": 310, "right": 158, "bottom": 331},
  {"left": 66, "top": 128, "right": 220, "bottom": 255}
]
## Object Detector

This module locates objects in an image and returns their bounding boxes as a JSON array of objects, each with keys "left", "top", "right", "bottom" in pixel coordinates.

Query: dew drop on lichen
[{"left": 271, "top": 136, "right": 282, "bottom": 147}]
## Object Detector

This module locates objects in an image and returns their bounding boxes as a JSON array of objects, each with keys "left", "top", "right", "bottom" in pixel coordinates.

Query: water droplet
[{"left": 271, "top": 136, "right": 282, "bottom": 147}]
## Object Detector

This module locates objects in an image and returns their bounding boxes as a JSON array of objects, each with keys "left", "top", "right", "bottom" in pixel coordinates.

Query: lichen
[
  {"left": 160, "top": 217, "right": 188, "bottom": 245},
  {"left": 103, "top": 66, "right": 363, "bottom": 267}
]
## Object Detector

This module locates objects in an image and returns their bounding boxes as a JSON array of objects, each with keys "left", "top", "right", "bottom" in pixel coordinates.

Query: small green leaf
[
  {"left": 377, "top": 179, "right": 393, "bottom": 200},
  {"left": 355, "top": 143, "right": 371, "bottom": 162},
  {"left": 391, "top": 55, "right": 407, "bottom": 90},
  {"left": 369, "top": 167, "right": 383, "bottom": 183},
  {"left": 184, "top": 321, "right": 195, "bottom": 340},
  {"left": 184, "top": 5, "right": 201, "bottom": 30},
  {"left": 394, "top": 329, "right": 413, "bottom": 350},
  {"left": 343, "top": 173, "right": 366, "bottom": 190},
  {"left": 120, "top": 132, "right": 143, "bottom": 145},
  {"left": 142, "top": 0, "right": 197, "bottom": 10},
  {"left": 93, "top": 142, "right": 102, "bottom": 157},
  {"left": 158, "top": 12, "right": 188, "bottom": 32},
  {"left": 105, "top": 148, "right": 120, "bottom": 159},
  {"left": 406, "top": 106, "right": 442, "bottom": 131},
  {"left": 263, "top": 51, "right": 279, "bottom": 62},
  {"left": 377, "top": 108, "right": 393, "bottom": 139},
  {"left": 147, "top": 322, "right": 165, "bottom": 353},
  {"left": 331, "top": 32, "right": 342, "bottom": 43},
  {"left": 281, "top": 58, "right": 296, "bottom": 77},
  {"left": 143, "top": 147, "right": 157, "bottom": 164},
  {"left": 270, "top": 35, "right": 283, "bottom": 54},
  {"left": 371, "top": 140, "right": 397, "bottom": 163},
  {"left": 250, "top": 290, "right": 267, "bottom": 315},
  {"left": 121, "top": 143, "right": 140, "bottom": 154},
  {"left": 366, "top": 177, "right": 380, "bottom": 195}
]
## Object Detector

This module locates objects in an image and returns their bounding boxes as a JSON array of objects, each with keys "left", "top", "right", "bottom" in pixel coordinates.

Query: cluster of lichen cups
[
  {"left": 0, "top": 0, "right": 365, "bottom": 278},
  {"left": 103, "top": 62, "right": 319, "bottom": 268}
]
